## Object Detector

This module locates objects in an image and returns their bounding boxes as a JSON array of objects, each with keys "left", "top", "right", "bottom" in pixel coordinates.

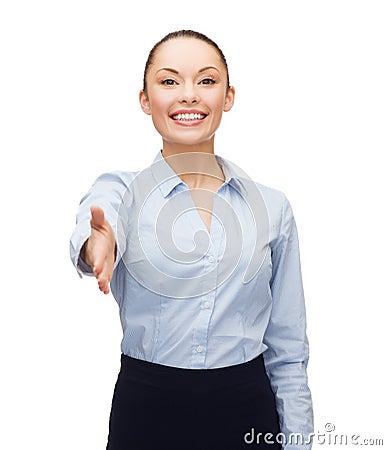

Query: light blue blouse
[{"left": 70, "top": 149, "right": 313, "bottom": 448}]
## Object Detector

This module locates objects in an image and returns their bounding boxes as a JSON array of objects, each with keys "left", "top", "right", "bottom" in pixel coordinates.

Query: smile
[{"left": 171, "top": 113, "right": 207, "bottom": 121}]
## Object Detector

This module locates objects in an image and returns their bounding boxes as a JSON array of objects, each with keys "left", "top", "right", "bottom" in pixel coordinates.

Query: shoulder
[
  {"left": 250, "top": 180, "right": 291, "bottom": 220},
  {"left": 92, "top": 170, "right": 140, "bottom": 188},
  {"left": 81, "top": 170, "right": 141, "bottom": 207},
  {"left": 248, "top": 180, "right": 296, "bottom": 243}
]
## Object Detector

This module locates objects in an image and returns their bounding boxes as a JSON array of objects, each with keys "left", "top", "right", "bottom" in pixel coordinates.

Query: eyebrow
[
  {"left": 199, "top": 66, "right": 220, "bottom": 73},
  {"left": 156, "top": 66, "right": 220, "bottom": 74}
]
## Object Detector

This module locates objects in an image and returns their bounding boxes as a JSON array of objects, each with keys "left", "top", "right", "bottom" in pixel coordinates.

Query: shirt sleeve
[
  {"left": 69, "top": 171, "right": 132, "bottom": 278},
  {"left": 262, "top": 193, "right": 314, "bottom": 450}
]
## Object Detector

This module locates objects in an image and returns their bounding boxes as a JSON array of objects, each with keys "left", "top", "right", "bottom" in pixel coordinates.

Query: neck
[
  {"left": 161, "top": 140, "right": 225, "bottom": 188},
  {"left": 161, "top": 138, "right": 215, "bottom": 158}
]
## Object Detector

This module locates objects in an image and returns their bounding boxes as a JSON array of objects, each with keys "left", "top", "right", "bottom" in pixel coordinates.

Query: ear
[
  {"left": 139, "top": 90, "right": 151, "bottom": 115},
  {"left": 223, "top": 86, "right": 235, "bottom": 112}
]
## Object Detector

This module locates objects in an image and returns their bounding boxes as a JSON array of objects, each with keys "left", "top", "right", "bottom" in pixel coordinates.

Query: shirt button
[
  {"left": 203, "top": 301, "right": 210, "bottom": 309},
  {"left": 196, "top": 346, "right": 203, "bottom": 353},
  {"left": 208, "top": 255, "right": 215, "bottom": 263}
]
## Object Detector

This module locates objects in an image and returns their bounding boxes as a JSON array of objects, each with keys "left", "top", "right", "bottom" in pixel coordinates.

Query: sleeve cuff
[{"left": 77, "top": 253, "right": 94, "bottom": 276}]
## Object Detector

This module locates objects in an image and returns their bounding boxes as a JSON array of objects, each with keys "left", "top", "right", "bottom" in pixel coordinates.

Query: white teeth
[{"left": 172, "top": 113, "right": 206, "bottom": 121}]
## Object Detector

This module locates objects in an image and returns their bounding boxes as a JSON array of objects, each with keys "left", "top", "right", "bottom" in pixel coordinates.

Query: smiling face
[{"left": 139, "top": 38, "right": 235, "bottom": 153}]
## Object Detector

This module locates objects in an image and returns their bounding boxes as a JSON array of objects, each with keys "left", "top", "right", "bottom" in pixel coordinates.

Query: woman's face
[{"left": 140, "top": 38, "right": 235, "bottom": 151}]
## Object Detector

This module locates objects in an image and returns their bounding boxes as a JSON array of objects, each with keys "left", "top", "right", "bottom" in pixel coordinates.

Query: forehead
[{"left": 151, "top": 38, "right": 224, "bottom": 72}]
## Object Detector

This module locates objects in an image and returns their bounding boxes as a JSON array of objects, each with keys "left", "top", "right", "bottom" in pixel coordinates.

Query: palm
[{"left": 85, "top": 205, "right": 116, "bottom": 294}]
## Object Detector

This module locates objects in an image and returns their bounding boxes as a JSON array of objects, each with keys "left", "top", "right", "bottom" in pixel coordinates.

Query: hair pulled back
[{"left": 142, "top": 30, "right": 230, "bottom": 93}]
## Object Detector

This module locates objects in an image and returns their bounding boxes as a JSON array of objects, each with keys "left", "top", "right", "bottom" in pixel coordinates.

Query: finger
[
  {"left": 98, "top": 265, "right": 113, "bottom": 289},
  {"left": 97, "top": 262, "right": 113, "bottom": 293},
  {"left": 98, "top": 281, "right": 109, "bottom": 294},
  {"left": 97, "top": 276, "right": 110, "bottom": 295},
  {"left": 92, "top": 258, "right": 104, "bottom": 277},
  {"left": 92, "top": 244, "right": 111, "bottom": 277}
]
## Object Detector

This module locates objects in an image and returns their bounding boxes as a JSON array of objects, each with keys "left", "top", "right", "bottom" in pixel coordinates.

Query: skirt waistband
[{"left": 118, "top": 353, "right": 268, "bottom": 391}]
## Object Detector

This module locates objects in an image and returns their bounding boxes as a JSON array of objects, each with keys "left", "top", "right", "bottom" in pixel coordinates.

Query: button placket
[{"left": 190, "top": 189, "right": 224, "bottom": 368}]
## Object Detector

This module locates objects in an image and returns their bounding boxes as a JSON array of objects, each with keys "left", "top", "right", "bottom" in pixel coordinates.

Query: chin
[{"left": 163, "top": 133, "right": 215, "bottom": 147}]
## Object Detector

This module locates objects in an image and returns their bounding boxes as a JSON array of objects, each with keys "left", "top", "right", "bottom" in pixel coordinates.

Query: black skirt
[{"left": 106, "top": 353, "right": 281, "bottom": 450}]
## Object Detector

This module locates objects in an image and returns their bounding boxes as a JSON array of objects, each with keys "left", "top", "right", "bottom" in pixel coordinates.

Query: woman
[{"left": 70, "top": 30, "right": 313, "bottom": 450}]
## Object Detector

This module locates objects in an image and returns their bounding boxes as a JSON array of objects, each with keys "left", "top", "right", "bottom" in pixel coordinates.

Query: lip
[
  {"left": 169, "top": 109, "right": 208, "bottom": 127},
  {"left": 170, "top": 109, "right": 208, "bottom": 116}
]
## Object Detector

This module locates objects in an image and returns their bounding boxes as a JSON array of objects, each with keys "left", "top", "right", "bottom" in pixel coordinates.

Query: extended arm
[{"left": 69, "top": 171, "right": 133, "bottom": 294}]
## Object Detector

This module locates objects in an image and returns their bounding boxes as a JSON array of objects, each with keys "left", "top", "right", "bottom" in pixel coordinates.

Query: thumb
[{"left": 90, "top": 205, "right": 105, "bottom": 229}]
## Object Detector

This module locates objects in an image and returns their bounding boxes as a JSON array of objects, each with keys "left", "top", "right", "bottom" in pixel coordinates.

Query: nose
[{"left": 180, "top": 82, "right": 198, "bottom": 104}]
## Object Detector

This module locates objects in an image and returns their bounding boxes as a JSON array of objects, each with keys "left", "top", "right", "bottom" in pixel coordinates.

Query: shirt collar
[{"left": 150, "top": 149, "right": 248, "bottom": 198}]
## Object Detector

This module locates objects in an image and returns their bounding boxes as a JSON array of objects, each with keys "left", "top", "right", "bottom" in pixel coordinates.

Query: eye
[
  {"left": 199, "top": 78, "right": 216, "bottom": 85},
  {"left": 161, "top": 78, "right": 177, "bottom": 86}
]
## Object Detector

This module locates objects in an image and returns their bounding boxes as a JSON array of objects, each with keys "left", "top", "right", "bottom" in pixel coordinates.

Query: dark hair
[{"left": 142, "top": 30, "right": 230, "bottom": 93}]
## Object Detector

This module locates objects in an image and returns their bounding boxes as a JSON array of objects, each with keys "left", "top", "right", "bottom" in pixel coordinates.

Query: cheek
[
  {"left": 204, "top": 91, "right": 226, "bottom": 114},
  {"left": 149, "top": 90, "right": 173, "bottom": 114}
]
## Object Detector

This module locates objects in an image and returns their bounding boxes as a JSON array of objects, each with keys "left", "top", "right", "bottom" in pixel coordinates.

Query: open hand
[{"left": 82, "top": 205, "right": 116, "bottom": 294}]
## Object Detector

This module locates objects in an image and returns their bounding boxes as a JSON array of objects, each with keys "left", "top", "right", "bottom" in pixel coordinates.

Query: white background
[{"left": 1, "top": 1, "right": 386, "bottom": 448}]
